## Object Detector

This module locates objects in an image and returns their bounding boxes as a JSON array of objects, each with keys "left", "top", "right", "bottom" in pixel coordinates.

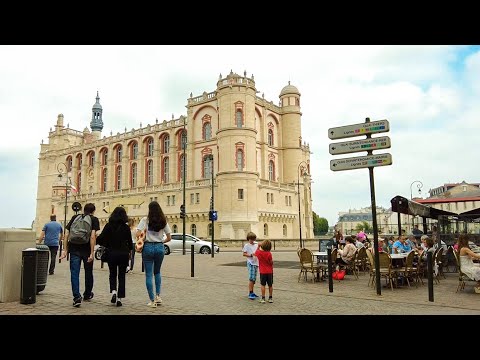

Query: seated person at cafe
[
  {"left": 336, "top": 236, "right": 356, "bottom": 267},
  {"left": 374, "top": 238, "right": 389, "bottom": 253},
  {"left": 354, "top": 234, "right": 364, "bottom": 249},
  {"left": 392, "top": 236, "right": 412, "bottom": 254},
  {"left": 406, "top": 235, "right": 418, "bottom": 250}
]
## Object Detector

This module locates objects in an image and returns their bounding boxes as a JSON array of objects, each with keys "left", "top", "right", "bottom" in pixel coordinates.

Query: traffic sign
[
  {"left": 330, "top": 153, "right": 392, "bottom": 171},
  {"left": 329, "top": 136, "right": 391, "bottom": 155},
  {"left": 328, "top": 120, "right": 389, "bottom": 140}
]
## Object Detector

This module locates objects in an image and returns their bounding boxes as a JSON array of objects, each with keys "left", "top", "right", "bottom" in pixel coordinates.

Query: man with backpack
[{"left": 60, "top": 203, "right": 100, "bottom": 307}]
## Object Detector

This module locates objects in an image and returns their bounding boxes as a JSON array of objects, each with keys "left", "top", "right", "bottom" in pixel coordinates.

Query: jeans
[
  {"left": 142, "top": 242, "right": 165, "bottom": 301},
  {"left": 130, "top": 249, "right": 135, "bottom": 270},
  {"left": 69, "top": 253, "right": 94, "bottom": 300},
  {"left": 107, "top": 250, "right": 129, "bottom": 298},
  {"left": 48, "top": 246, "right": 58, "bottom": 274}
]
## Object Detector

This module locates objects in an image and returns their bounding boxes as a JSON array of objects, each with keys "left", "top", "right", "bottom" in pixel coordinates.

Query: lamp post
[
  {"left": 209, "top": 155, "right": 215, "bottom": 259},
  {"left": 297, "top": 161, "right": 308, "bottom": 248},
  {"left": 182, "top": 120, "right": 187, "bottom": 255},
  {"left": 57, "top": 162, "right": 70, "bottom": 264},
  {"left": 410, "top": 180, "right": 423, "bottom": 200}
]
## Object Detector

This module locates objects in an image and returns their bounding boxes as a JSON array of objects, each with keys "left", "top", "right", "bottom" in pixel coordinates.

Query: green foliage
[
  {"left": 355, "top": 221, "right": 372, "bottom": 233},
  {"left": 313, "top": 211, "right": 329, "bottom": 235}
]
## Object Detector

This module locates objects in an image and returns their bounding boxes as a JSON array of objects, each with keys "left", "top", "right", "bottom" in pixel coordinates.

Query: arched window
[
  {"left": 116, "top": 146, "right": 122, "bottom": 163},
  {"left": 203, "top": 122, "right": 211, "bottom": 140},
  {"left": 163, "top": 157, "right": 169, "bottom": 183},
  {"left": 116, "top": 166, "right": 122, "bottom": 190},
  {"left": 102, "top": 149, "right": 108, "bottom": 166},
  {"left": 208, "top": 223, "right": 212, "bottom": 237},
  {"left": 173, "top": 224, "right": 178, "bottom": 233},
  {"left": 283, "top": 224, "right": 287, "bottom": 237},
  {"left": 163, "top": 135, "right": 170, "bottom": 154},
  {"left": 236, "top": 149, "right": 244, "bottom": 171},
  {"left": 191, "top": 224, "right": 197, "bottom": 236},
  {"left": 268, "top": 129, "right": 274, "bottom": 146},
  {"left": 76, "top": 154, "right": 82, "bottom": 168},
  {"left": 131, "top": 142, "right": 138, "bottom": 160},
  {"left": 102, "top": 168, "right": 107, "bottom": 192},
  {"left": 268, "top": 160, "right": 275, "bottom": 181},
  {"left": 87, "top": 151, "right": 95, "bottom": 167},
  {"left": 264, "top": 223, "right": 268, "bottom": 236},
  {"left": 67, "top": 156, "right": 73, "bottom": 172},
  {"left": 203, "top": 155, "right": 213, "bottom": 179},
  {"left": 236, "top": 109, "right": 243, "bottom": 128},
  {"left": 179, "top": 154, "right": 185, "bottom": 181},
  {"left": 147, "top": 138, "right": 154, "bottom": 157},
  {"left": 146, "top": 159, "right": 153, "bottom": 185},
  {"left": 131, "top": 163, "right": 137, "bottom": 188}
]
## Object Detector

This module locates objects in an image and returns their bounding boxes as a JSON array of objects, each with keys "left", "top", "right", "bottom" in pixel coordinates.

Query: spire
[{"left": 90, "top": 91, "right": 104, "bottom": 132}]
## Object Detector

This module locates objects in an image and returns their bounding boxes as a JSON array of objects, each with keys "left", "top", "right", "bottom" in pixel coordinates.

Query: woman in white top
[
  {"left": 457, "top": 234, "right": 480, "bottom": 293},
  {"left": 336, "top": 236, "right": 356, "bottom": 266},
  {"left": 136, "top": 201, "right": 172, "bottom": 307}
]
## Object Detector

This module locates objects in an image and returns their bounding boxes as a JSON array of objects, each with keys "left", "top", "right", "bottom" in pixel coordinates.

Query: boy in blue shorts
[{"left": 242, "top": 232, "right": 259, "bottom": 300}]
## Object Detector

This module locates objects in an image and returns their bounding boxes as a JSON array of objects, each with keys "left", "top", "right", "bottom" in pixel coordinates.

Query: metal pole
[
  {"left": 211, "top": 156, "right": 215, "bottom": 258},
  {"left": 182, "top": 123, "right": 186, "bottom": 255},
  {"left": 427, "top": 251, "right": 434, "bottom": 302},
  {"left": 297, "top": 161, "right": 307, "bottom": 249},
  {"left": 191, "top": 244, "right": 194, "bottom": 277},
  {"left": 327, "top": 247, "right": 333, "bottom": 292},
  {"left": 60, "top": 177, "right": 68, "bottom": 264}
]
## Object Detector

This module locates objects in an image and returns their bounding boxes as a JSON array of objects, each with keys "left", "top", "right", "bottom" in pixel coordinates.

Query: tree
[
  {"left": 313, "top": 211, "right": 329, "bottom": 235},
  {"left": 355, "top": 221, "right": 372, "bottom": 233}
]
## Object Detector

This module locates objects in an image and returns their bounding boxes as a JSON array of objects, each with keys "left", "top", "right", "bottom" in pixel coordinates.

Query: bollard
[
  {"left": 327, "top": 247, "right": 333, "bottom": 293},
  {"left": 191, "top": 244, "right": 194, "bottom": 277},
  {"left": 427, "top": 251, "right": 434, "bottom": 302}
]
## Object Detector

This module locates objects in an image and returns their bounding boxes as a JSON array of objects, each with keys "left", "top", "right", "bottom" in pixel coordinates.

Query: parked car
[{"left": 165, "top": 233, "right": 220, "bottom": 255}]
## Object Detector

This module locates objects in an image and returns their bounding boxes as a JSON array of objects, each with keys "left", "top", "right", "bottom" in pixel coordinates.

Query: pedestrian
[
  {"left": 37, "top": 214, "right": 63, "bottom": 275},
  {"left": 96, "top": 207, "right": 133, "bottom": 307},
  {"left": 255, "top": 239, "right": 274, "bottom": 303},
  {"left": 136, "top": 201, "right": 172, "bottom": 307},
  {"left": 59, "top": 203, "right": 100, "bottom": 307},
  {"left": 126, "top": 218, "right": 136, "bottom": 273},
  {"left": 242, "top": 231, "right": 259, "bottom": 300}
]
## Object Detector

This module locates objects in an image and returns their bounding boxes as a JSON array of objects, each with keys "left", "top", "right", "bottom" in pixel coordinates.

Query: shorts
[
  {"left": 247, "top": 262, "right": 258, "bottom": 282},
  {"left": 260, "top": 273, "right": 273, "bottom": 287}
]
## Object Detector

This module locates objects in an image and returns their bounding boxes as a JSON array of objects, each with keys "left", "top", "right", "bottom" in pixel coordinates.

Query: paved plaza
[{"left": 1, "top": 249, "right": 479, "bottom": 315}]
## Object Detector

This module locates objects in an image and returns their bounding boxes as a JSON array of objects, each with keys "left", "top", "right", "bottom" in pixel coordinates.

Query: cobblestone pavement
[{"left": 1, "top": 249, "right": 479, "bottom": 315}]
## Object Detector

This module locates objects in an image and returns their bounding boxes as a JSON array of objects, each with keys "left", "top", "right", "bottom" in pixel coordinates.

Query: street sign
[
  {"left": 329, "top": 136, "right": 391, "bottom": 155},
  {"left": 328, "top": 119, "right": 389, "bottom": 140},
  {"left": 330, "top": 153, "right": 392, "bottom": 171}
]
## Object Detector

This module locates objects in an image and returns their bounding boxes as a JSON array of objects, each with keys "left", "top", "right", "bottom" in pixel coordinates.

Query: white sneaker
[
  {"left": 147, "top": 301, "right": 157, "bottom": 308},
  {"left": 125, "top": 266, "right": 130, "bottom": 273},
  {"left": 154, "top": 295, "right": 163, "bottom": 305}
]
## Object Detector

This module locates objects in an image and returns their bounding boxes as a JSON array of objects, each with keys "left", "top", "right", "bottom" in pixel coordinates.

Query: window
[
  {"left": 102, "top": 168, "right": 107, "bottom": 191},
  {"left": 203, "top": 155, "right": 213, "bottom": 179},
  {"left": 268, "top": 160, "right": 275, "bottom": 181},
  {"left": 196, "top": 193, "right": 200, "bottom": 204},
  {"left": 172, "top": 195, "right": 176, "bottom": 205},
  {"left": 146, "top": 138, "right": 154, "bottom": 157},
  {"left": 190, "top": 193, "right": 194, "bottom": 205},
  {"left": 179, "top": 154, "right": 186, "bottom": 181},
  {"left": 102, "top": 149, "right": 108, "bottom": 166},
  {"left": 146, "top": 159, "right": 153, "bottom": 185},
  {"left": 264, "top": 223, "right": 268, "bottom": 236},
  {"left": 163, "top": 157, "right": 169, "bottom": 183},
  {"left": 268, "top": 129, "right": 274, "bottom": 146},
  {"left": 77, "top": 154, "right": 82, "bottom": 167},
  {"left": 163, "top": 135, "right": 170, "bottom": 154},
  {"left": 173, "top": 224, "right": 178, "bottom": 233},
  {"left": 236, "top": 149, "right": 244, "bottom": 171},
  {"left": 131, "top": 163, "right": 137, "bottom": 187},
  {"left": 289, "top": 196, "right": 292, "bottom": 206},
  {"left": 267, "top": 193, "right": 270, "bottom": 204},
  {"left": 88, "top": 152, "right": 95, "bottom": 166},
  {"left": 285, "top": 196, "right": 288, "bottom": 205},
  {"left": 77, "top": 173, "right": 81, "bottom": 193},
  {"left": 283, "top": 224, "right": 287, "bottom": 237},
  {"left": 116, "top": 166, "right": 122, "bottom": 190},
  {"left": 67, "top": 156, "right": 73, "bottom": 172},
  {"left": 116, "top": 146, "right": 122, "bottom": 163},
  {"left": 271, "top": 193, "right": 274, "bottom": 204},
  {"left": 463, "top": 185, "right": 467, "bottom": 192},
  {"left": 203, "top": 122, "right": 212, "bottom": 140},
  {"left": 208, "top": 223, "right": 212, "bottom": 237},
  {"left": 236, "top": 109, "right": 243, "bottom": 128},
  {"left": 238, "top": 189, "right": 244, "bottom": 200},
  {"left": 167, "top": 196, "right": 171, "bottom": 206},
  {"left": 191, "top": 224, "right": 197, "bottom": 236},
  {"left": 132, "top": 142, "right": 138, "bottom": 160}
]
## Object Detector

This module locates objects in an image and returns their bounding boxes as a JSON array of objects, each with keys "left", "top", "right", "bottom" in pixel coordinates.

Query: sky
[{"left": 1, "top": 45, "right": 479, "bottom": 229}]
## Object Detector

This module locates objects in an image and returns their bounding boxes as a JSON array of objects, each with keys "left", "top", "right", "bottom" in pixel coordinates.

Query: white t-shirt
[
  {"left": 137, "top": 217, "right": 171, "bottom": 243},
  {"left": 242, "top": 241, "right": 259, "bottom": 266}
]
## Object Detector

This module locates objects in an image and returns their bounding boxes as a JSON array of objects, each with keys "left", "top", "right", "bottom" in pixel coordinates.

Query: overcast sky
[{"left": 1, "top": 45, "right": 478, "bottom": 229}]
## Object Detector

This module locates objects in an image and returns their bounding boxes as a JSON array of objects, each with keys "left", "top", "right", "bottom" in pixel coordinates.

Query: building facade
[{"left": 34, "top": 71, "right": 314, "bottom": 241}]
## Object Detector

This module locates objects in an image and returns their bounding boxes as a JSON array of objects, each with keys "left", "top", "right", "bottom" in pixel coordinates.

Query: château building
[{"left": 34, "top": 71, "right": 313, "bottom": 241}]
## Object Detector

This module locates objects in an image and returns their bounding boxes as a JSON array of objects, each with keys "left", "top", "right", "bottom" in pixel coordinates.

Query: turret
[{"left": 90, "top": 91, "right": 103, "bottom": 139}]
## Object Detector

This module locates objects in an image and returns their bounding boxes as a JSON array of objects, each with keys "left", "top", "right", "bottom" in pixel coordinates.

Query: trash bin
[
  {"left": 35, "top": 244, "right": 50, "bottom": 294},
  {"left": 20, "top": 248, "right": 38, "bottom": 304}
]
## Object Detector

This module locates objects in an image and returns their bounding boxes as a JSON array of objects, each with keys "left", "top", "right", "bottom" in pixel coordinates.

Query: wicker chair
[
  {"left": 339, "top": 248, "right": 359, "bottom": 280},
  {"left": 452, "top": 249, "right": 477, "bottom": 292},
  {"left": 298, "top": 248, "right": 322, "bottom": 283},
  {"left": 395, "top": 251, "right": 416, "bottom": 287},
  {"left": 372, "top": 252, "right": 395, "bottom": 291}
]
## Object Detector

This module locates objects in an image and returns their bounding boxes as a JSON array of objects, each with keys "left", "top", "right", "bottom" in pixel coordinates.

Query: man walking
[{"left": 37, "top": 214, "right": 63, "bottom": 275}]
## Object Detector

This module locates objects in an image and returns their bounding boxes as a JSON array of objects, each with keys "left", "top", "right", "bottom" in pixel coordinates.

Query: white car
[{"left": 165, "top": 233, "right": 220, "bottom": 255}]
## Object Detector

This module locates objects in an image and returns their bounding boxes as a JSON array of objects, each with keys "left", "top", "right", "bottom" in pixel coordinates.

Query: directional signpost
[{"left": 328, "top": 117, "right": 392, "bottom": 296}]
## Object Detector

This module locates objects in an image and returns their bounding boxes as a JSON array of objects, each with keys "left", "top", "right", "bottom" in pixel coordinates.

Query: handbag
[
  {"left": 332, "top": 269, "right": 346, "bottom": 280},
  {"left": 135, "top": 230, "right": 146, "bottom": 253},
  {"left": 100, "top": 246, "right": 109, "bottom": 262}
]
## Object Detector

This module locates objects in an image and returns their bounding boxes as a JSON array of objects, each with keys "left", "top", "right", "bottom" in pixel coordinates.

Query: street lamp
[
  {"left": 410, "top": 180, "right": 423, "bottom": 200},
  {"left": 57, "top": 162, "right": 71, "bottom": 264},
  {"left": 181, "top": 120, "right": 187, "bottom": 255},
  {"left": 297, "top": 161, "right": 308, "bottom": 248}
]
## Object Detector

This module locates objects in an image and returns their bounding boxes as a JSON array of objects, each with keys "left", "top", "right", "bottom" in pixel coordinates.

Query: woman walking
[
  {"left": 137, "top": 201, "right": 171, "bottom": 307},
  {"left": 96, "top": 206, "right": 133, "bottom": 307}
]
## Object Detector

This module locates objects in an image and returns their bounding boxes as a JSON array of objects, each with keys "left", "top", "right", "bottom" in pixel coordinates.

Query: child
[
  {"left": 255, "top": 239, "right": 274, "bottom": 303},
  {"left": 242, "top": 231, "right": 259, "bottom": 300}
]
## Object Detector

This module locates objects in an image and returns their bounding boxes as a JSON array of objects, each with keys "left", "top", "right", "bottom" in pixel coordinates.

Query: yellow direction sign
[
  {"left": 328, "top": 119, "right": 389, "bottom": 140},
  {"left": 329, "top": 136, "right": 391, "bottom": 155},
  {"left": 330, "top": 153, "right": 392, "bottom": 171}
]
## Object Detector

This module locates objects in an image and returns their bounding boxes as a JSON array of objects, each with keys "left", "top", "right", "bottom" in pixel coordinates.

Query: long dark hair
[
  {"left": 109, "top": 206, "right": 128, "bottom": 229},
  {"left": 147, "top": 201, "right": 166, "bottom": 232}
]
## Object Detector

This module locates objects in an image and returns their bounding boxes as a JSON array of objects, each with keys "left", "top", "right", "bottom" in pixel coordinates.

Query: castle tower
[{"left": 90, "top": 91, "right": 103, "bottom": 139}]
